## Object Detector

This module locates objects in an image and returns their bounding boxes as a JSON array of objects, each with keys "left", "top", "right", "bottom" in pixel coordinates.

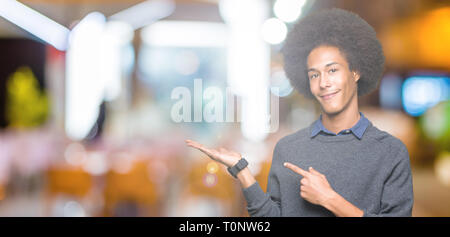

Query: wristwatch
[{"left": 227, "top": 158, "right": 249, "bottom": 178}]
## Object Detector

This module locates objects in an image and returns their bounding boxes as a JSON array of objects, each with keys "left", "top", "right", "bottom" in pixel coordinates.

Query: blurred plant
[
  {"left": 420, "top": 100, "right": 450, "bottom": 150},
  {"left": 6, "top": 66, "right": 49, "bottom": 128}
]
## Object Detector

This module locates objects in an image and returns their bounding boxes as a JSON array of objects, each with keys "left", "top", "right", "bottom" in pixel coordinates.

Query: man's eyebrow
[
  {"left": 325, "top": 62, "right": 339, "bottom": 67},
  {"left": 307, "top": 62, "right": 339, "bottom": 72}
]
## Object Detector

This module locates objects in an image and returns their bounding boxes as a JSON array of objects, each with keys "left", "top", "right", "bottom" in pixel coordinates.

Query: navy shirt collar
[{"left": 310, "top": 112, "right": 369, "bottom": 140}]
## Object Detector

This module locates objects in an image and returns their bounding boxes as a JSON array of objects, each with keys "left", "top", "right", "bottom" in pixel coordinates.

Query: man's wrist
[
  {"left": 229, "top": 157, "right": 241, "bottom": 167},
  {"left": 228, "top": 158, "right": 248, "bottom": 178},
  {"left": 320, "top": 190, "right": 342, "bottom": 213},
  {"left": 237, "top": 167, "right": 256, "bottom": 189},
  {"left": 321, "top": 190, "right": 364, "bottom": 217}
]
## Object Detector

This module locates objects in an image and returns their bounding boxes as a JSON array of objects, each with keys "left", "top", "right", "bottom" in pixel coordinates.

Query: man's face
[{"left": 307, "top": 45, "right": 360, "bottom": 115}]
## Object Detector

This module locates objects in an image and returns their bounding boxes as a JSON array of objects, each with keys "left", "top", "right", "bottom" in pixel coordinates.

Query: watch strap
[{"left": 227, "top": 158, "right": 248, "bottom": 178}]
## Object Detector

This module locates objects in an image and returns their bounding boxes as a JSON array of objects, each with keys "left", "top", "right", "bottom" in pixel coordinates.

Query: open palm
[{"left": 185, "top": 139, "right": 241, "bottom": 168}]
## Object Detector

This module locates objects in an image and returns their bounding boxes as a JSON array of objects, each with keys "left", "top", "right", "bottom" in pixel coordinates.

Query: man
[{"left": 186, "top": 8, "right": 413, "bottom": 217}]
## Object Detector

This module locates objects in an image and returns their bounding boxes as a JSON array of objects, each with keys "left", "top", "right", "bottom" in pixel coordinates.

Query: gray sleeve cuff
[{"left": 242, "top": 181, "right": 266, "bottom": 207}]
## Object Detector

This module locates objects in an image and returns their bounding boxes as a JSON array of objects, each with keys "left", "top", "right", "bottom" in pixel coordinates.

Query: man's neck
[{"left": 321, "top": 97, "right": 360, "bottom": 134}]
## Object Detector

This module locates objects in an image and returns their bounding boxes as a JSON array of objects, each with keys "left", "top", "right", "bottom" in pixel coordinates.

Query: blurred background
[{"left": 0, "top": 0, "right": 449, "bottom": 217}]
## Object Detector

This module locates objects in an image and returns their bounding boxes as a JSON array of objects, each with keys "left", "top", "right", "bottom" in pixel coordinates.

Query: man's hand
[
  {"left": 185, "top": 139, "right": 241, "bottom": 168},
  {"left": 185, "top": 139, "right": 256, "bottom": 188},
  {"left": 283, "top": 162, "right": 337, "bottom": 206},
  {"left": 284, "top": 162, "right": 364, "bottom": 217}
]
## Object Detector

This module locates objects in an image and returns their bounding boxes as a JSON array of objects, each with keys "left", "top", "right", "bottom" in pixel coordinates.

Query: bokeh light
[
  {"left": 174, "top": 50, "right": 200, "bottom": 76},
  {"left": 421, "top": 100, "right": 450, "bottom": 147},
  {"left": 63, "top": 200, "right": 86, "bottom": 217},
  {"left": 64, "top": 142, "right": 87, "bottom": 166},
  {"left": 261, "top": 18, "right": 287, "bottom": 45},
  {"left": 206, "top": 161, "right": 219, "bottom": 174},
  {"left": 273, "top": 0, "right": 306, "bottom": 23},
  {"left": 402, "top": 76, "right": 450, "bottom": 116},
  {"left": 435, "top": 151, "right": 450, "bottom": 187},
  {"left": 202, "top": 173, "right": 218, "bottom": 188},
  {"left": 270, "top": 69, "right": 294, "bottom": 97}
]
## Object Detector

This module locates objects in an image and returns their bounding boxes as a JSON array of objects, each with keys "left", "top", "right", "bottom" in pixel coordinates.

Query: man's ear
[{"left": 352, "top": 71, "right": 361, "bottom": 83}]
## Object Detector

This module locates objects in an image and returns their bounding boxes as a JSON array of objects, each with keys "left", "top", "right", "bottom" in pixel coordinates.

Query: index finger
[{"left": 284, "top": 162, "right": 310, "bottom": 177}]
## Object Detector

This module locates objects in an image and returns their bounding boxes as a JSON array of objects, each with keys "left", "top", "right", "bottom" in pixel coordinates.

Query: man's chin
[{"left": 320, "top": 106, "right": 342, "bottom": 117}]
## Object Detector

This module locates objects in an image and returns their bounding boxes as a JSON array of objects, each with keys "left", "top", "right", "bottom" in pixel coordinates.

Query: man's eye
[
  {"left": 309, "top": 74, "right": 318, "bottom": 79},
  {"left": 329, "top": 68, "right": 338, "bottom": 73}
]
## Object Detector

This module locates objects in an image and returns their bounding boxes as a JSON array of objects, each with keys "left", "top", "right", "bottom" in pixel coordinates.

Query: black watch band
[{"left": 227, "top": 158, "right": 248, "bottom": 178}]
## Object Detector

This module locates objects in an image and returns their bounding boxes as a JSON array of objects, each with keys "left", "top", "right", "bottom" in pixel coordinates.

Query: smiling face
[{"left": 307, "top": 45, "right": 360, "bottom": 116}]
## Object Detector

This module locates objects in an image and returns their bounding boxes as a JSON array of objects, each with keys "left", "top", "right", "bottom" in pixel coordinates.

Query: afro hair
[{"left": 281, "top": 8, "right": 385, "bottom": 99}]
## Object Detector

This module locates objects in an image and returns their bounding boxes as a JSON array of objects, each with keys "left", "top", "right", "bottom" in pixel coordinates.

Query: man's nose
[{"left": 319, "top": 73, "right": 331, "bottom": 88}]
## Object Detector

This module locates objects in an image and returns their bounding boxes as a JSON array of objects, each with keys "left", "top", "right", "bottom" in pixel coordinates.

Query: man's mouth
[{"left": 320, "top": 90, "right": 339, "bottom": 100}]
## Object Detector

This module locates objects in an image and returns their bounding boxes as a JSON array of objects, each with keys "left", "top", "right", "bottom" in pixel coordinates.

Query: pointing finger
[{"left": 284, "top": 162, "right": 310, "bottom": 178}]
